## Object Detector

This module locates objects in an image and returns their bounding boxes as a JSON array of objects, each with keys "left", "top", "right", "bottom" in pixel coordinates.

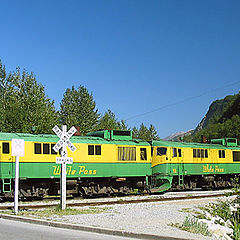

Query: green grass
[
  {"left": 0, "top": 206, "right": 111, "bottom": 218},
  {"left": 171, "top": 216, "right": 212, "bottom": 237}
]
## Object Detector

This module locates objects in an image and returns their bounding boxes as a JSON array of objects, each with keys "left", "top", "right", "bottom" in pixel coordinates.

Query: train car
[
  {"left": 151, "top": 138, "right": 240, "bottom": 192},
  {"left": 0, "top": 130, "right": 152, "bottom": 199}
]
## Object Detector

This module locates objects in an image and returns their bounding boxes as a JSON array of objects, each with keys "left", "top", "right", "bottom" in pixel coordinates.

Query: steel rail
[{"left": 0, "top": 192, "right": 229, "bottom": 210}]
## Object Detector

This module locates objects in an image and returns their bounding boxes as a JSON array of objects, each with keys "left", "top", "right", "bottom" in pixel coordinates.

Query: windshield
[{"left": 157, "top": 147, "right": 167, "bottom": 156}]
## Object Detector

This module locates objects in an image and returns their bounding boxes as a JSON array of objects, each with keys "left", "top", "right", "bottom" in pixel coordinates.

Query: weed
[
  {"left": 179, "top": 208, "right": 193, "bottom": 213},
  {"left": 171, "top": 216, "right": 212, "bottom": 237}
]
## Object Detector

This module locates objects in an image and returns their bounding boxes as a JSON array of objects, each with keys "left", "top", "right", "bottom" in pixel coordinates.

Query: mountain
[
  {"left": 164, "top": 129, "right": 194, "bottom": 141},
  {"left": 194, "top": 93, "right": 238, "bottom": 133}
]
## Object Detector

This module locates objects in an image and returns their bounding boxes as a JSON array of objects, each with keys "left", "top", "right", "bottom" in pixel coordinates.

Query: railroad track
[{"left": 0, "top": 192, "right": 230, "bottom": 210}]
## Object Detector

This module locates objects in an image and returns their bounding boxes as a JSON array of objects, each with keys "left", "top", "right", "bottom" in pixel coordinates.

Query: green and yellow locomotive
[
  {"left": 0, "top": 130, "right": 151, "bottom": 199},
  {"left": 151, "top": 138, "right": 240, "bottom": 192},
  {"left": 0, "top": 129, "right": 240, "bottom": 200}
]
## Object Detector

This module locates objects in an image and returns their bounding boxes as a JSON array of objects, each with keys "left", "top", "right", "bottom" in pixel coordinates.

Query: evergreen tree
[
  {"left": 97, "top": 109, "right": 128, "bottom": 130},
  {"left": 0, "top": 63, "right": 58, "bottom": 133},
  {"left": 132, "top": 123, "right": 160, "bottom": 141},
  {"left": 148, "top": 124, "right": 159, "bottom": 140},
  {"left": 60, "top": 85, "right": 99, "bottom": 135},
  {"left": 97, "top": 110, "right": 119, "bottom": 130},
  {"left": 132, "top": 126, "right": 139, "bottom": 139}
]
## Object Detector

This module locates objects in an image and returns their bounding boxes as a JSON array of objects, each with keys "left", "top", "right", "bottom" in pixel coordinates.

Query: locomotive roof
[
  {"left": 152, "top": 139, "right": 240, "bottom": 150},
  {"left": 0, "top": 132, "right": 150, "bottom": 146}
]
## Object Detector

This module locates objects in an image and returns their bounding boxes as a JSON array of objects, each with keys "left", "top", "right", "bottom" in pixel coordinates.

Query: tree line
[{"left": 0, "top": 61, "right": 159, "bottom": 141}]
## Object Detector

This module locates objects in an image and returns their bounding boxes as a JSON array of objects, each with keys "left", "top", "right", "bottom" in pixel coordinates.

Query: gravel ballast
[{"left": 56, "top": 197, "right": 224, "bottom": 240}]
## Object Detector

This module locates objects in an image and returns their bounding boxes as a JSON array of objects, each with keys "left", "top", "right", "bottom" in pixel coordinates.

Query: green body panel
[
  {"left": 0, "top": 162, "right": 152, "bottom": 179},
  {"left": 153, "top": 162, "right": 240, "bottom": 176},
  {"left": 152, "top": 162, "right": 240, "bottom": 192}
]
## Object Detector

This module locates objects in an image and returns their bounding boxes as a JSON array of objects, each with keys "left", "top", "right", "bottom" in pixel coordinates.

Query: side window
[
  {"left": 178, "top": 149, "right": 182, "bottom": 157},
  {"left": 157, "top": 147, "right": 167, "bottom": 156},
  {"left": 193, "top": 149, "right": 208, "bottom": 158},
  {"left": 118, "top": 147, "right": 136, "bottom": 161},
  {"left": 95, "top": 145, "right": 101, "bottom": 155},
  {"left": 43, "top": 143, "right": 50, "bottom": 154},
  {"left": 219, "top": 150, "right": 225, "bottom": 158},
  {"left": 51, "top": 144, "right": 57, "bottom": 155},
  {"left": 193, "top": 149, "right": 196, "bottom": 158},
  {"left": 233, "top": 151, "right": 240, "bottom": 162},
  {"left": 173, "top": 148, "right": 177, "bottom": 157},
  {"left": 34, "top": 143, "right": 42, "bottom": 154},
  {"left": 88, "top": 145, "right": 101, "bottom": 155},
  {"left": 197, "top": 149, "right": 201, "bottom": 158},
  {"left": 88, "top": 145, "right": 94, "bottom": 155},
  {"left": 140, "top": 148, "right": 147, "bottom": 160},
  {"left": 2, "top": 142, "right": 10, "bottom": 154},
  {"left": 205, "top": 149, "right": 208, "bottom": 158}
]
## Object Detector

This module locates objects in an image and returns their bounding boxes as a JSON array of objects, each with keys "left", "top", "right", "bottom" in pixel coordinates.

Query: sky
[{"left": 1, "top": 0, "right": 240, "bottom": 138}]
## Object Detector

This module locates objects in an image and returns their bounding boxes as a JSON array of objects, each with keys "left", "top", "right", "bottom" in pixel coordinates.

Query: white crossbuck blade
[{"left": 52, "top": 125, "right": 77, "bottom": 153}]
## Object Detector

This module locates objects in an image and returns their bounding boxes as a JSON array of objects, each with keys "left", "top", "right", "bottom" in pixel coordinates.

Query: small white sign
[
  {"left": 12, "top": 139, "right": 25, "bottom": 157},
  {"left": 56, "top": 157, "right": 73, "bottom": 164}
]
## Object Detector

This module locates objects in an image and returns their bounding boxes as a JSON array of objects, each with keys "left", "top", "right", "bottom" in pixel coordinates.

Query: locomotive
[{"left": 0, "top": 129, "right": 240, "bottom": 199}]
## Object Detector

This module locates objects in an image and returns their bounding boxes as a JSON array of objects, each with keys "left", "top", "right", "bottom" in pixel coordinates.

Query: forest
[{"left": 0, "top": 61, "right": 159, "bottom": 141}]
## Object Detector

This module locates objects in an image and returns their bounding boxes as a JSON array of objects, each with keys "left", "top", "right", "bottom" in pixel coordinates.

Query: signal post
[{"left": 52, "top": 125, "right": 77, "bottom": 210}]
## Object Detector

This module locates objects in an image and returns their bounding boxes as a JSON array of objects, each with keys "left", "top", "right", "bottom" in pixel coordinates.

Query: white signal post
[
  {"left": 12, "top": 139, "right": 25, "bottom": 214},
  {"left": 52, "top": 125, "right": 77, "bottom": 210}
]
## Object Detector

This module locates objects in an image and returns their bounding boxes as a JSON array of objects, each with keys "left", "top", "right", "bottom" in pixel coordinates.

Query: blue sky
[{"left": 1, "top": 0, "right": 240, "bottom": 138}]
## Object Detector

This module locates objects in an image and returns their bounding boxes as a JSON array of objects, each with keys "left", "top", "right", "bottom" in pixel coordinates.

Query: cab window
[
  {"left": 140, "top": 148, "right": 147, "bottom": 160},
  {"left": 157, "top": 147, "right": 167, "bottom": 156}
]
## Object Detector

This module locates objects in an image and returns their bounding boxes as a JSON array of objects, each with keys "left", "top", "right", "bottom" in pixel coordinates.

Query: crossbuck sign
[
  {"left": 52, "top": 125, "right": 77, "bottom": 209},
  {"left": 53, "top": 125, "right": 77, "bottom": 154}
]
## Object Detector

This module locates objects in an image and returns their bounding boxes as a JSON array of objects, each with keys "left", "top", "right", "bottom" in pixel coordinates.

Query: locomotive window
[
  {"left": 51, "top": 144, "right": 57, "bottom": 155},
  {"left": 43, "top": 144, "right": 50, "bottom": 154},
  {"left": 88, "top": 145, "right": 101, "bottom": 155},
  {"left": 178, "top": 149, "right": 182, "bottom": 157},
  {"left": 95, "top": 145, "right": 101, "bottom": 155},
  {"left": 88, "top": 145, "right": 94, "bottom": 155},
  {"left": 140, "top": 148, "right": 147, "bottom": 160},
  {"left": 219, "top": 150, "right": 225, "bottom": 158},
  {"left": 34, "top": 143, "right": 41, "bottom": 154},
  {"left": 233, "top": 151, "right": 240, "bottom": 162},
  {"left": 2, "top": 142, "right": 10, "bottom": 154},
  {"left": 193, "top": 149, "right": 208, "bottom": 158},
  {"left": 157, "top": 147, "right": 167, "bottom": 156},
  {"left": 118, "top": 147, "right": 136, "bottom": 161},
  {"left": 197, "top": 149, "right": 201, "bottom": 158},
  {"left": 193, "top": 149, "right": 196, "bottom": 158},
  {"left": 205, "top": 149, "right": 208, "bottom": 158},
  {"left": 173, "top": 148, "right": 177, "bottom": 157}
]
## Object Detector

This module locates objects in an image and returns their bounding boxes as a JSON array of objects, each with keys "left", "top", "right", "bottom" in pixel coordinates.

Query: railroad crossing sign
[
  {"left": 52, "top": 125, "right": 77, "bottom": 155},
  {"left": 12, "top": 138, "right": 25, "bottom": 214},
  {"left": 52, "top": 125, "right": 77, "bottom": 210},
  {"left": 12, "top": 139, "right": 25, "bottom": 157}
]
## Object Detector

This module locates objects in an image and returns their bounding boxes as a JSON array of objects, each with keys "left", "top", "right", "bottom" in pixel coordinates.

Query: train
[{"left": 0, "top": 129, "right": 240, "bottom": 199}]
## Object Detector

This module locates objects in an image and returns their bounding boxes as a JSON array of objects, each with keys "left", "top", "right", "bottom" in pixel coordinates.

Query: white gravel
[
  {"left": 2, "top": 190, "right": 233, "bottom": 239},
  {"left": 58, "top": 197, "right": 228, "bottom": 240}
]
